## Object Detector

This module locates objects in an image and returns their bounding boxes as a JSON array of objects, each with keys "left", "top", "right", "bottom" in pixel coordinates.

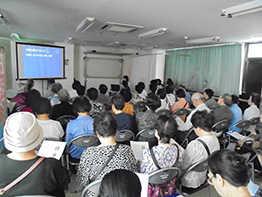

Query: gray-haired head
[
  {"left": 221, "top": 93, "right": 232, "bottom": 107},
  {"left": 58, "top": 89, "right": 69, "bottom": 102},
  {"left": 192, "top": 92, "right": 204, "bottom": 102},
  {"left": 51, "top": 83, "right": 63, "bottom": 94},
  {"left": 17, "top": 83, "right": 28, "bottom": 93}
]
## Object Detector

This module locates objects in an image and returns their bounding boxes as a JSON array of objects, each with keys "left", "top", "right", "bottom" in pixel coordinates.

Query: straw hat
[{"left": 4, "top": 112, "right": 43, "bottom": 152}]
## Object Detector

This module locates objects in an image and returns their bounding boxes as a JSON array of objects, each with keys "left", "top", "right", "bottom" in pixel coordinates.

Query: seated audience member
[
  {"left": 68, "top": 79, "right": 81, "bottom": 99},
  {"left": 77, "top": 112, "right": 137, "bottom": 188},
  {"left": 87, "top": 87, "right": 105, "bottom": 118},
  {"left": 97, "top": 84, "right": 111, "bottom": 108},
  {"left": 131, "top": 82, "right": 146, "bottom": 105},
  {"left": 181, "top": 110, "right": 220, "bottom": 189},
  {"left": 207, "top": 149, "right": 251, "bottom": 197},
  {"left": 166, "top": 78, "right": 174, "bottom": 88},
  {"left": 156, "top": 78, "right": 164, "bottom": 90},
  {"left": 49, "top": 82, "right": 63, "bottom": 106},
  {"left": 253, "top": 134, "right": 262, "bottom": 196},
  {"left": 140, "top": 115, "right": 184, "bottom": 174},
  {"left": 44, "top": 79, "right": 55, "bottom": 98},
  {"left": 244, "top": 93, "right": 261, "bottom": 132},
  {"left": 165, "top": 85, "right": 176, "bottom": 108},
  {"left": 138, "top": 82, "right": 147, "bottom": 99},
  {"left": 11, "top": 82, "right": 28, "bottom": 109},
  {"left": 20, "top": 89, "right": 41, "bottom": 113},
  {"left": 122, "top": 75, "right": 130, "bottom": 87},
  {"left": 179, "top": 84, "right": 191, "bottom": 102},
  {"left": 137, "top": 94, "right": 161, "bottom": 131},
  {"left": 111, "top": 95, "right": 134, "bottom": 132},
  {"left": 229, "top": 95, "right": 242, "bottom": 132},
  {"left": 33, "top": 97, "right": 64, "bottom": 140},
  {"left": 50, "top": 89, "right": 75, "bottom": 120},
  {"left": 170, "top": 89, "right": 190, "bottom": 119},
  {"left": 133, "top": 101, "right": 147, "bottom": 132},
  {"left": 148, "top": 82, "right": 157, "bottom": 96},
  {"left": 121, "top": 80, "right": 130, "bottom": 91},
  {"left": 120, "top": 88, "right": 134, "bottom": 115},
  {"left": 97, "top": 169, "right": 141, "bottom": 197},
  {"left": 66, "top": 96, "right": 94, "bottom": 160},
  {"left": 180, "top": 92, "right": 210, "bottom": 131},
  {"left": 212, "top": 93, "right": 233, "bottom": 125},
  {"left": 156, "top": 88, "right": 169, "bottom": 112},
  {"left": 0, "top": 112, "right": 69, "bottom": 196},
  {"left": 203, "top": 88, "right": 219, "bottom": 109}
]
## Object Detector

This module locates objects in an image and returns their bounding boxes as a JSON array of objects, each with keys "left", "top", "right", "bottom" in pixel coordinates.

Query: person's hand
[{"left": 237, "top": 140, "right": 244, "bottom": 146}]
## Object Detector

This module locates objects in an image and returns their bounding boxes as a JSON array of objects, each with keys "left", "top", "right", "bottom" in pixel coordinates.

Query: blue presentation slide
[{"left": 22, "top": 45, "right": 63, "bottom": 78}]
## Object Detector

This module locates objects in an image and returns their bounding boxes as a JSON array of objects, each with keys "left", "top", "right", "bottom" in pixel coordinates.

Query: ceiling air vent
[{"left": 100, "top": 22, "right": 144, "bottom": 33}]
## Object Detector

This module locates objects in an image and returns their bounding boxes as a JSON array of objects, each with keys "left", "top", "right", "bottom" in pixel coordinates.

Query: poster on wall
[{"left": 0, "top": 47, "right": 6, "bottom": 125}]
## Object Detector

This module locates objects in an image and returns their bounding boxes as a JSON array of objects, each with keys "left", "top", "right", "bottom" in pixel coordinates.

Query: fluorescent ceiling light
[
  {"left": 64, "top": 37, "right": 73, "bottom": 44},
  {"left": 107, "top": 41, "right": 146, "bottom": 48},
  {"left": 10, "top": 33, "right": 21, "bottom": 41},
  {"left": 137, "top": 28, "right": 168, "bottom": 39},
  {"left": 76, "top": 17, "right": 95, "bottom": 32},
  {"left": 0, "top": 13, "right": 6, "bottom": 25},
  {"left": 221, "top": 0, "right": 262, "bottom": 18},
  {"left": 185, "top": 37, "right": 220, "bottom": 45},
  {"left": 100, "top": 22, "right": 144, "bottom": 33}
]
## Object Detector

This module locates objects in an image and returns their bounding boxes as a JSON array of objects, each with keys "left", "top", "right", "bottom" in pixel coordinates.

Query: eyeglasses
[{"left": 207, "top": 172, "right": 214, "bottom": 185}]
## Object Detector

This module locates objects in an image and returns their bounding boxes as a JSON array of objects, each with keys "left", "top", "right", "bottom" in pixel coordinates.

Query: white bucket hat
[{"left": 4, "top": 112, "right": 43, "bottom": 152}]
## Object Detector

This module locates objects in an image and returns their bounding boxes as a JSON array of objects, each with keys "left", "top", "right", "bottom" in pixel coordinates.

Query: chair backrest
[
  {"left": 56, "top": 115, "right": 76, "bottom": 131},
  {"left": 182, "top": 159, "right": 209, "bottom": 178},
  {"left": 115, "top": 130, "right": 135, "bottom": 143},
  {"left": 212, "top": 119, "right": 229, "bottom": 133},
  {"left": 136, "top": 129, "right": 158, "bottom": 148},
  {"left": 149, "top": 167, "right": 181, "bottom": 185},
  {"left": 232, "top": 120, "right": 250, "bottom": 131},
  {"left": 249, "top": 117, "right": 260, "bottom": 126},
  {"left": 66, "top": 134, "right": 100, "bottom": 154},
  {"left": 81, "top": 179, "right": 102, "bottom": 197},
  {"left": 173, "top": 108, "right": 190, "bottom": 116}
]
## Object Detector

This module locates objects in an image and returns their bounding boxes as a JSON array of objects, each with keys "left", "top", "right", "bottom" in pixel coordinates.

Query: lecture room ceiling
[{"left": 0, "top": 0, "right": 262, "bottom": 49}]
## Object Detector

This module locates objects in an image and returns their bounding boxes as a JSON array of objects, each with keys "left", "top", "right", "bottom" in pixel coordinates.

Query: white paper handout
[
  {"left": 136, "top": 172, "right": 148, "bottom": 197},
  {"left": 37, "top": 140, "right": 66, "bottom": 160},
  {"left": 227, "top": 131, "right": 253, "bottom": 142},
  {"left": 130, "top": 140, "right": 149, "bottom": 161}
]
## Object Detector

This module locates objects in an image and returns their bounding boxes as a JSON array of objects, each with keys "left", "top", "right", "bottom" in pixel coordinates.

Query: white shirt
[
  {"left": 181, "top": 103, "right": 210, "bottom": 131},
  {"left": 156, "top": 99, "right": 169, "bottom": 113},
  {"left": 37, "top": 119, "right": 64, "bottom": 140},
  {"left": 243, "top": 105, "right": 260, "bottom": 131},
  {"left": 140, "top": 89, "right": 147, "bottom": 100},
  {"left": 181, "top": 135, "right": 220, "bottom": 188},
  {"left": 166, "top": 93, "right": 176, "bottom": 108}
]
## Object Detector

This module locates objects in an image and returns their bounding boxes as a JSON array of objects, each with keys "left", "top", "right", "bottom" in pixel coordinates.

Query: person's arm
[
  {"left": 180, "top": 141, "right": 197, "bottom": 172},
  {"left": 55, "top": 121, "right": 65, "bottom": 140}
]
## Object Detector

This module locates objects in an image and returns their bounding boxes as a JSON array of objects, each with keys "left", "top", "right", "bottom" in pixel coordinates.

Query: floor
[{"left": 66, "top": 174, "right": 221, "bottom": 197}]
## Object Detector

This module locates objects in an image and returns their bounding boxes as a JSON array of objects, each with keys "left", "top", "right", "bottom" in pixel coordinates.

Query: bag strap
[
  {"left": 0, "top": 157, "right": 45, "bottom": 195},
  {"left": 197, "top": 139, "right": 211, "bottom": 156},
  {"left": 182, "top": 100, "right": 188, "bottom": 109},
  {"left": 150, "top": 144, "right": 180, "bottom": 169},
  {"left": 90, "top": 144, "right": 119, "bottom": 182}
]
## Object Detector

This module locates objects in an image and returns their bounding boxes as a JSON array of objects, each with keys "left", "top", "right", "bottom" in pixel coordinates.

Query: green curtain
[{"left": 164, "top": 44, "right": 242, "bottom": 95}]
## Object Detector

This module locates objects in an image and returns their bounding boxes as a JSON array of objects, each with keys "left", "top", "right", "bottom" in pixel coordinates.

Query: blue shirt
[
  {"left": 229, "top": 104, "right": 242, "bottom": 132},
  {"left": 66, "top": 115, "right": 94, "bottom": 159}
]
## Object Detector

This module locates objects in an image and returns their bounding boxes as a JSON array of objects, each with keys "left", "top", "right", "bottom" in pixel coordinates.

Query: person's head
[
  {"left": 122, "top": 75, "right": 129, "bottom": 82},
  {"left": 58, "top": 89, "right": 70, "bottom": 102},
  {"left": 179, "top": 84, "right": 186, "bottom": 90},
  {"left": 33, "top": 97, "right": 52, "bottom": 115},
  {"left": 176, "top": 89, "right": 186, "bottom": 99},
  {"left": 72, "top": 96, "right": 91, "bottom": 114},
  {"left": 157, "top": 88, "right": 166, "bottom": 99},
  {"left": 150, "top": 79, "right": 158, "bottom": 86},
  {"left": 133, "top": 101, "right": 147, "bottom": 114},
  {"left": 76, "top": 85, "right": 85, "bottom": 96},
  {"left": 72, "top": 79, "right": 81, "bottom": 90},
  {"left": 149, "top": 83, "right": 157, "bottom": 94},
  {"left": 231, "top": 95, "right": 239, "bottom": 104},
  {"left": 191, "top": 110, "right": 214, "bottom": 134},
  {"left": 111, "top": 95, "right": 125, "bottom": 111},
  {"left": 99, "top": 84, "right": 108, "bottom": 94},
  {"left": 87, "top": 87, "right": 99, "bottom": 101},
  {"left": 98, "top": 169, "right": 141, "bottom": 197},
  {"left": 93, "top": 111, "right": 117, "bottom": 137},
  {"left": 25, "top": 89, "right": 41, "bottom": 107},
  {"left": 135, "top": 83, "right": 144, "bottom": 94},
  {"left": 47, "top": 79, "right": 55, "bottom": 86},
  {"left": 119, "top": 88, "right": 132, "bottom": 102},
  {"left": 156, "top": 78, "right": 162, "bottom": 85},
  {"left": 4, "top": 112, "right": 43, "bottom": 152},
  {"left": 51, "top": 83, "right": 63, "bottom": 94},
  {"left": 146, "top": 94, "right": 161, "bottom": 111},
  {"left": 191, "top": 92, "right": 204, "bottom": 107},
  {"left": 166, "top": 78, "right": 174, "bottom": 86},
  {"left": 17, "top": 82, "right": 28, "bottom": 93},
  {"left": 207, "top": 149, "right": 249, "bottom": 196},
  {"left": 204, "top": 89, "right": 214, "bottom": 99},
  {"left": 155, "top": 115, "right": 177, "bottom": 143},
  {"left": 218, "top": 94, "right": 232, "bottom": 107},
  {"left": 138, "top": 82, "right": 145, "bottom": 90},
  {"left": 26, "top": 79, "right": 34, "bottom": 91},
  {"left": 249, "top": 92, "right": 261, "bottom": 107},
  {"left": 165, "top": 85, "right": 174, "bottom": 94}
]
